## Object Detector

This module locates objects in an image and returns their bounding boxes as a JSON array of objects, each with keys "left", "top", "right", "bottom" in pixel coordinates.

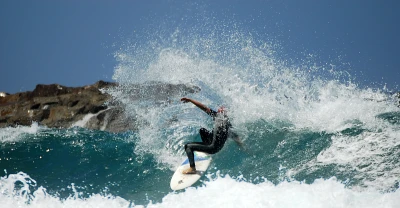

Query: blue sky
[{"left": 1, "top": 0, "right": 399, "bottom": 93}]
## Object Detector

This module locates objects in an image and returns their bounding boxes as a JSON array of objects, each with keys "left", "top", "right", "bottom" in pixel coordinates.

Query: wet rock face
[
  {"left": 0, "top": 81, "right": 200, "bottom": 132},
  {"left": 0, "top": 81, "right": 115, "bottom": 129}
]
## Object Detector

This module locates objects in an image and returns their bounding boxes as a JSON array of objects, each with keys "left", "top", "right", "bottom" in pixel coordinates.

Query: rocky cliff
[{"left": 0, "top": 81, "right": 200, "bottom": 132}]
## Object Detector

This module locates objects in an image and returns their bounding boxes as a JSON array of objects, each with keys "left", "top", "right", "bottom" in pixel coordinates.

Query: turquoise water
[
  {"left": 1, "top": 112, "right": 399, "bottom": 207},
  {"left": 0, "top": 127, "right": 170, "bottom": 204},
  {"left": 1, "top": 25, "right": 400, "bottom": 207}
]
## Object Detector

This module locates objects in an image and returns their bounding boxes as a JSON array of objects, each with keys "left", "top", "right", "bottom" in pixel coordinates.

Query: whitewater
[{"left": 1, "top": 25, "right": 399, "bottom": 207}]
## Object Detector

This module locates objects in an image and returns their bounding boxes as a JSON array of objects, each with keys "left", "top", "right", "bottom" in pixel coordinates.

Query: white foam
[
  {"left": 289, "top": 82, "right": 398, "bottom": 133},
  {"left": 303, "top": 129, "right": 400, "bottom": 190},
  {"left": 0, "top": 122, "right": 42, "bottom": 143},
  {"left": 1, "top": 172, "right": 398, "bottom": 208},
  {"left": 0, "top": 172, "right": 130, "bottom": 208},
  {"left": 146, "top": 176, "right": 400, "bottom": 208},
  {"left": 71, "top": 109, "right": 109, "bottom": 129}
]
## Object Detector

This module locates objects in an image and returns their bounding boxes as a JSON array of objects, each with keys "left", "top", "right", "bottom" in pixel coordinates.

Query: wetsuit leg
[
  {"left": 184, "top": 139, "right": 223, "bottom": 168},
  {"left": 185, "top": 127, "right": 228, "bottom": 168}
]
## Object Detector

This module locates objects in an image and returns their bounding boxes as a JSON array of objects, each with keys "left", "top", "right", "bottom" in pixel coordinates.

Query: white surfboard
[{"left": 170, "top": 151, "right": 212, "bottom": 190}]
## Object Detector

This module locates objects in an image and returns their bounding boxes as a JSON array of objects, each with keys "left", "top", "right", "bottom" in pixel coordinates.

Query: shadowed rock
[{"left": 0, "top": 81, "right": 200, "bottom": 132}]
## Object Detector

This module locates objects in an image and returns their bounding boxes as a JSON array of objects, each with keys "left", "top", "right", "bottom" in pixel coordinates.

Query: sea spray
[
  {"left": 0, "top": 21, "right": 399, "bottom": 207},
  {"left": 108, "top": 24, "right": 399, "bottom": 191}
]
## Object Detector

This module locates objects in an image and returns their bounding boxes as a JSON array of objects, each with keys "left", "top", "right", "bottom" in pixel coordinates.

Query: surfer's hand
[{"left": 181, "top": 97, "right": 191, "bottom": 103}]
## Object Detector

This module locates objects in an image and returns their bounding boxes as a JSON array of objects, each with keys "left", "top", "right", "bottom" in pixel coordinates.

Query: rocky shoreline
[{"left": 0, "top": 81, "right": 200, "bottom": 132}]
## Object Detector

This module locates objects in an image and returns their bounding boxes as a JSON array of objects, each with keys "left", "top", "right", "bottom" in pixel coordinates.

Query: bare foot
[{"left": 182, "top": 167, "right": 196, "bottom": 174}]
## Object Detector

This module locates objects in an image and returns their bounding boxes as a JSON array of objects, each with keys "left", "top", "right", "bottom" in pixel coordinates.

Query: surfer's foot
[{"left": 182, "top": 167, "right": 196, "bottom": 174}]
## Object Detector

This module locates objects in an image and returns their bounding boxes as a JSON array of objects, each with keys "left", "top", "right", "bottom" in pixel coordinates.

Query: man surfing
[{"left": 180, "top": 97, "right": 242, "bottom": 174}]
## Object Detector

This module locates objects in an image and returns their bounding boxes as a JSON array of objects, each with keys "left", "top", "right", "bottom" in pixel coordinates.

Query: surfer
[{"left": 180, "top": 97, "right": 242, "bottom": 174}]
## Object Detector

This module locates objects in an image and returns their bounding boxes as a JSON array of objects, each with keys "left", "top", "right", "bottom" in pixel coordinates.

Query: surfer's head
[{"left": 217, "top": 106, "right": 227, "bottom": 114}]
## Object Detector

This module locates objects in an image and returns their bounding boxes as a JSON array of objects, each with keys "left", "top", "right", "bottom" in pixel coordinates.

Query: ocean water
[{"left": 1, "top": 26, "right": 400, "bottom": 207}]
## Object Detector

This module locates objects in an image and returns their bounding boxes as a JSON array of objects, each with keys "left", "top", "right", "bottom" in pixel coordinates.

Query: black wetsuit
[{"left": 184, "top": 109, "right": 231, "bottom": 168}]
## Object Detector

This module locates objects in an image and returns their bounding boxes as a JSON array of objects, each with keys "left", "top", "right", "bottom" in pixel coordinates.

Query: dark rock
[
  {"left": 0, "top": 81, "right": 114, "bottom": 129},
  {"left": 31, "top": 84, "right": 72, "bottom": 97},
  {"left": 0, "top": 80, "right": 200, "bottom": 132},
  {"left": 84, "top": 107, "right": 136, "bottom": 133}
]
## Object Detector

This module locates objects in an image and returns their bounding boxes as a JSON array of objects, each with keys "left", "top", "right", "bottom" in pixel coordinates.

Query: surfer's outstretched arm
[{"left": 181, "top": 97, "right": 211, "bottom": 113}]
